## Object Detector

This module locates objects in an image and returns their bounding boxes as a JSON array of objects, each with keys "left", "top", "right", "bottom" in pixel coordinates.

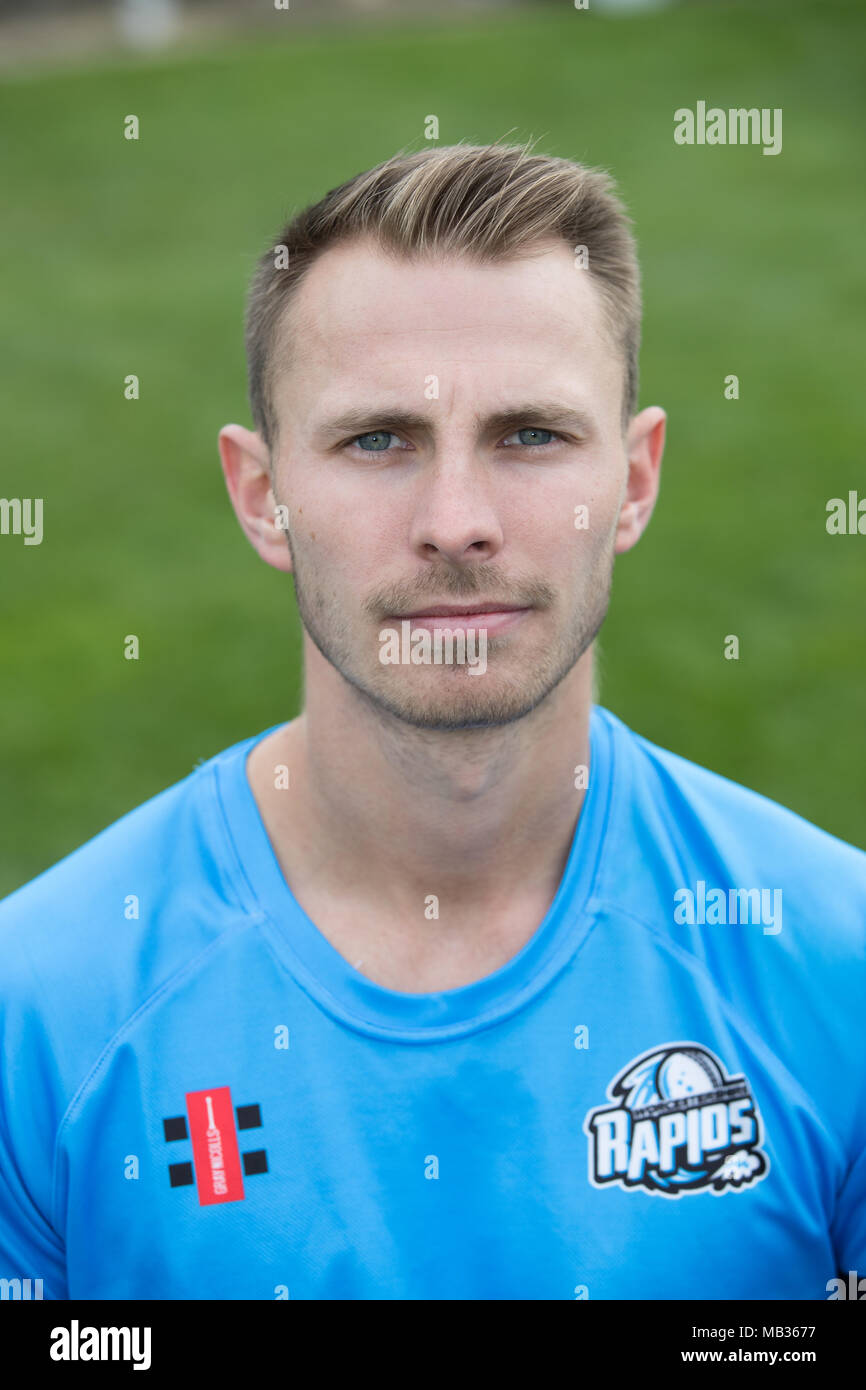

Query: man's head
[{"left": 220, "top": 142, "right": 665, "bottom": 730}]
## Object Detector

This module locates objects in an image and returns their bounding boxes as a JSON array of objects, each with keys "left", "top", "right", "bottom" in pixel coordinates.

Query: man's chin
[{"left": 358, "top": 666, "right": 569, "bottom": 732}]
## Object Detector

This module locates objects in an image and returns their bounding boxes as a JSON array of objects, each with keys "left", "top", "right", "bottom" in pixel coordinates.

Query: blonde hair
[{"left": 245, "top": 140, "right": 642, "bottom": 449}]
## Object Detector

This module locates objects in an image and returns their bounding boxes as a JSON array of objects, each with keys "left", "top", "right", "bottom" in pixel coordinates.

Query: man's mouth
[
  {"left": 398, "top": 602, "right": 526, "bottom": 618},
  {"left": 388, "top": 602, "right": 531, "bottom": 634}
]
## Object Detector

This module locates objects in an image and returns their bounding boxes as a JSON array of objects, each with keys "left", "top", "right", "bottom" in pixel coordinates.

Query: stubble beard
[{"left": 286, "top": 531, "right": 615, "bottom": 732}]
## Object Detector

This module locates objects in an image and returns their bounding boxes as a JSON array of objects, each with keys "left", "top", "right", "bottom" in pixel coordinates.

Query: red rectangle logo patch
[{"left": 185, "top": 1086, "right": 245, "bottom": 1205}]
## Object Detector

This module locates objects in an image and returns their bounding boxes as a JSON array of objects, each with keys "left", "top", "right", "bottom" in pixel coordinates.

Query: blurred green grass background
[{"left": 1, "top": 0, "right": 864, "bottom": 895}]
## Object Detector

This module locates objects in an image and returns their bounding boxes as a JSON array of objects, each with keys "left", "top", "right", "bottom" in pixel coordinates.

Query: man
[{"left": 1, "top": 143, "right": 863, "bottom": 1301}]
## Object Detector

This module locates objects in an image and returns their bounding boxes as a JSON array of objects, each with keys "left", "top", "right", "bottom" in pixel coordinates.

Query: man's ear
[
  {"left": 218, "top": 423, "right": 293, "bottom": 574},
  {"left": 614, "top": 406, "right": 666, "bottom": 554}
]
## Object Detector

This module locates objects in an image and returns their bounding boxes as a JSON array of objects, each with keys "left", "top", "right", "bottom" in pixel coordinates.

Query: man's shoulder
[
  {"left": 594, "top": 704, "right": 866, "bottom": 935},
  {"left": 598, "top": 702, "right": 865, "bottom": 864},
  {"left": 0, "top": 728, "right": 266, "bottom": 1053}
]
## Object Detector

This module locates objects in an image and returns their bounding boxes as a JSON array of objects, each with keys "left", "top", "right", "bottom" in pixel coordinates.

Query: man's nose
[{"left": 409, "top": 455, "right": 504, "bottom": 565}]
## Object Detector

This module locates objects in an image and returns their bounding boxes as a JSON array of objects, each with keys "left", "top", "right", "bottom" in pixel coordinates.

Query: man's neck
[{"left": 245, "top": 647, "right": 594, "bottom": 990}]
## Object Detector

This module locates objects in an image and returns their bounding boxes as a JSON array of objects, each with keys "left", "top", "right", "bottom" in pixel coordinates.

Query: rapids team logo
[{"left": 584, "top": 1043, "right": 769, "bottom": 1197}]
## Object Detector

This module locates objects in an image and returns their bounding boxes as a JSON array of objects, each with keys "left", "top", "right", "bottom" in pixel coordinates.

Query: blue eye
[
  {"left": 352, "top": 431, "right": 401, "bottom": 452},
  {"left": 346, "top": 427, "right": 561, "bottom": 454},
  {"left": 503, "top": 428, "right": 557, "bottom": 447}
]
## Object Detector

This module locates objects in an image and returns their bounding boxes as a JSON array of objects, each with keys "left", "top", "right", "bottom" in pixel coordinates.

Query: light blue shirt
[{"left": 1, "top": 705, "right": 863, "bottom": 1299}]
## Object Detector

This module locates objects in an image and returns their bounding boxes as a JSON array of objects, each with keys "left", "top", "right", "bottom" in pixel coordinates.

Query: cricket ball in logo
[{"left": 584, "top": 1043, "right": 769, "bottom": 1196}]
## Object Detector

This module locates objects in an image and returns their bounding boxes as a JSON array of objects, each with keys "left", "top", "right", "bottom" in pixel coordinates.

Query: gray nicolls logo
[{"left": 584, "top": 1043, "right": 770, "bottom": 1197}]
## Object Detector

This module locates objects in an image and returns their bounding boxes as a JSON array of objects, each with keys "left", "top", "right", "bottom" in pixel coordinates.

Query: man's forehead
[
  {"left": 267, "top": 237, "right": 623, "bottom": 440},
  {"left": 276, "top": 236, "right": 612, "bottom": 368}
]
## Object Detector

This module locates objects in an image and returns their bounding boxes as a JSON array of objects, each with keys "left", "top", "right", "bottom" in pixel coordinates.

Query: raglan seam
[{"left": 49, "top": 908, "right": 271, "bottom": 1232}]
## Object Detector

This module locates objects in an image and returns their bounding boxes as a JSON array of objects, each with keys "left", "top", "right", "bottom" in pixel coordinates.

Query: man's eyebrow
[{"left": 313, "top": 402, "right": 596, "bottom": 441}]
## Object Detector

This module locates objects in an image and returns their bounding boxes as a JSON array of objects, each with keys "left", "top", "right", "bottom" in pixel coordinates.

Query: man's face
[{"left": 267, "top": 236, "right": 637, "bottom": 730}]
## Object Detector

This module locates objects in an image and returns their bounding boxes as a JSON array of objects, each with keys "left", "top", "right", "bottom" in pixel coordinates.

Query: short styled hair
[{"left": 245, "top": 140, "right": 642, "bottom": 450}]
